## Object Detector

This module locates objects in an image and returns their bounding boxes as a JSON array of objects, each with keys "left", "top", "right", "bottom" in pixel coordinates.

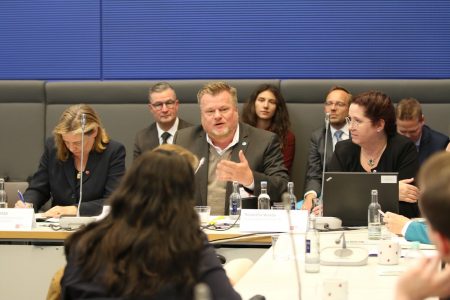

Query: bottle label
[
  {"left": 231, "top": 201, "right": 237, "bottom": 214},
  {"left": 305, "top": 239, "right": 311, "bottom": 253}
]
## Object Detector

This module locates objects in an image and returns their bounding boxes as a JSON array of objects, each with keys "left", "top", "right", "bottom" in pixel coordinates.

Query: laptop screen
[{"left": 322, "top": 172, "right": 399, "bottom": 227}]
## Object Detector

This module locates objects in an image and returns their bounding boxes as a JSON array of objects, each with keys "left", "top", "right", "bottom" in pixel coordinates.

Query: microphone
[
  {"left": 195, "top": 157, "right": 205, "bottom": 174},
  {"left": 60, "top": 113, "right": 96, "bottom": 229},
  {"left": 334, "top": 232, "right": 353, "bottom": 257},
  {"left": 282, "top": 193, "right": 302, "bottom": 300},
  {"left": 321, "top": 231, "right": 368, "bottom": 266}
]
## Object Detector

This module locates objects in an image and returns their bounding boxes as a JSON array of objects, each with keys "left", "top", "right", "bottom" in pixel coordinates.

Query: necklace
[{"left": 362, "top": 142, "right": 387, "bottom": 169}]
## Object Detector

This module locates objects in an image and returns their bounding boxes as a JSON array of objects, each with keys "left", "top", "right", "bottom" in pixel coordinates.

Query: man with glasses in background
[
  {"left": 302, "top": 86, "right": 352, "bottom": 211},
  {"left": 133, "top": 82, "right": 192, "bottom": 159}
]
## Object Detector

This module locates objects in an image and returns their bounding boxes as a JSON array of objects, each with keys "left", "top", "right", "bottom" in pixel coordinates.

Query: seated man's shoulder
[{"left": 425, "top": 125, "right": 449, "bottom": 144}]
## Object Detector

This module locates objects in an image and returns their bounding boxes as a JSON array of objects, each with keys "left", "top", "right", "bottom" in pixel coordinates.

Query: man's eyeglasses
[
  {"left": 345, "top": 116, "right": 366, "bottom": 128},
  {"left": 150, "top": 100, "right": 177, "bottom": 110},
  {"left": 325, "top": 101, "right": 347, "bottom": 108}
]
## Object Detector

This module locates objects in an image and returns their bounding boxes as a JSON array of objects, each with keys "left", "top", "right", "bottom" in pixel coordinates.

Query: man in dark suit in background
[
  {"left": 396, "top": 97, "right": 449, "bottom": 165},
  {"left": 133, "top": 82, "right": 192, "bottom": 159},
  {"left": 175, "top": 81, "right": 289, "bottom": 215},
  {"left": 302, "top": 86, "right": 352, "bottom": 211}
]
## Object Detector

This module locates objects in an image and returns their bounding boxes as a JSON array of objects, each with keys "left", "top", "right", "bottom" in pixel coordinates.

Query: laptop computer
[{"left": 322, "top": 172, "right": 399, "bottom": 227}]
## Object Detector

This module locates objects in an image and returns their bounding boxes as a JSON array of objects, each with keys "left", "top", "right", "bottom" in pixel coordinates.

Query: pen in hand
[
  {"left": 378, "top": 209, "right": 386, "bottom": 217},
  {"left": 17, "top": 190, "right": 26, "bottom": 204}
]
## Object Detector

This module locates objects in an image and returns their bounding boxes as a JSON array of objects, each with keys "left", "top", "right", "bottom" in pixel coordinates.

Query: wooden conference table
[
  {"left": 0, "top": 224, "right": 437, "bottom": 300},
  {"left": 0, "top": 223, "right": 270, "bottom": 299}
]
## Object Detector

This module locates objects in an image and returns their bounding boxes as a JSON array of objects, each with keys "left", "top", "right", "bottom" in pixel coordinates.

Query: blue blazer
[
  {"left": 418, "top": 125, "right": 450, "bottom": 165},
  {"left": 24, "top": 137, "right": 126, "bottom": 216},
  {"left": 405, "top": 221, "right": 431, "bottom": 244}
]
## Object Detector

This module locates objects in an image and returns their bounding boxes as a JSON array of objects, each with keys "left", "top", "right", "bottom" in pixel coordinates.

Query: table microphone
[
  {"left": 60, "top": 113, "right": 96, "bottom": 229},
  {"left": 282, "top": 193, "right": 302, "bottom": 300}
]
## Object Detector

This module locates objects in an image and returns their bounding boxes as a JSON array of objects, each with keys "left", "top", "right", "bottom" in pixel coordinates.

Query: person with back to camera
[
  {"left": 327, "top": 91, "right": 420, "bottom": 218},
  {"left": 61, "top": 149, "right": 241, "bottom": 300},
  {"left": 15, "top": 104, "right": 126, "bottom": 217},
  {"left": 395, "top": 151, "right": 450, "bottom": 300},
  {"left": 242, "top": 84, "right": 296, "bottom": 174}
]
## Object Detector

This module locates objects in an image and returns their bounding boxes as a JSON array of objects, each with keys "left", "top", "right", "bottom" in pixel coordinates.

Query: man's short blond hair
[
  {"left": 396, "top": 98, "right": 423, "bottom": 121},
  {"left": 197, "top": 81, "right": 238, "bottom": 106}
]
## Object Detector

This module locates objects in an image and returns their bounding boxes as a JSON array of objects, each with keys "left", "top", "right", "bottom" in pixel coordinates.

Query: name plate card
[
  {"left": 0, "top": 208, "right": 35, "bottom": 230},
  {"left": 240, "top": 209, "right": 308, "bottom": 233}
]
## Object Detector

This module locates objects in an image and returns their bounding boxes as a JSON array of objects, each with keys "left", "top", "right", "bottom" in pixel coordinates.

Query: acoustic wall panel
[
  {"left": 0, "top": 1, "right": 100, "bottom": 79},
  {"left": 102, "top": 0, "right": 450, "bottom": 79}
]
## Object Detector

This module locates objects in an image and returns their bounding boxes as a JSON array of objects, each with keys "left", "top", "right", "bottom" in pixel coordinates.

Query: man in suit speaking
[
  {"left": 175, "top": 81, "right": 289, "bottom": 215},
  {"left": 134, "top": 82, "right": 192, "bottom": 159}
]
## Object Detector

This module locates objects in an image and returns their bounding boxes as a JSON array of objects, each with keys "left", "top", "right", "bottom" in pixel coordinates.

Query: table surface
[{"left": 234, "top": 229, "right": 437, "bottom": 300}]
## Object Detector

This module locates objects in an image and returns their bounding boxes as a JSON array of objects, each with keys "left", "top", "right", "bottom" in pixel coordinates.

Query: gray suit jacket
[
  {"left": 304, "top": 126, "right": 334, "bottom": 197},
  {"left": 133, "top": 118, "right": 192, "bottom": 159},
  {"left": 174, "top": 122, "right": 289, "bottom": 214}
]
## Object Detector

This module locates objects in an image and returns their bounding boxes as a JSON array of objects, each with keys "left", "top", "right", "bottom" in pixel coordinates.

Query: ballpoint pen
[{"left": 17, "top": 190, "right": 26, "bottom": 204}]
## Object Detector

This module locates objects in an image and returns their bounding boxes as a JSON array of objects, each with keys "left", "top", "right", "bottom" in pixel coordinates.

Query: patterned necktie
[
  {"left": 334, "top": 130, "right": 344, "bottom": 142},
  {"left": 161, "top": 132, "right": 171, "bottom": 144}
]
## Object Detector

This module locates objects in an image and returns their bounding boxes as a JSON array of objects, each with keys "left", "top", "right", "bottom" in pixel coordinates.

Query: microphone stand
[
  {"left": 318, "top": 113, "right": 330, "bottom": 217},
  {"left": 77, "top": 113, "right": 86, "bottom": 217},
  {"left": 283, "top": 193, "right": 302, "bottom": 300},
  {"left": 60, "top": 113, "right": 96, "bottom": 229}
]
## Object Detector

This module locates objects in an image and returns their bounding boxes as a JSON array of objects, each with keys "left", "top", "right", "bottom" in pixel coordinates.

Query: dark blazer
[
  {"left": 174, "top": 122, "right": 289, "bottom": 214},
  {"left": 24, "top": 138, "right": 126, "bottom": 216},
  {"left": 133, "top": 118, "right": 192, "bottom": 159},
  {"left": 61, "top": 238, "right": 241, "bottom": 300},
  {"left": 418, "top": 124, "right": 450, "bottom": 165},
  {"left": 328, "top": 133, "right": 420, "bottom": 218},
  {"left": 304, "top": 126, "right": 334, "bottom": 196}
]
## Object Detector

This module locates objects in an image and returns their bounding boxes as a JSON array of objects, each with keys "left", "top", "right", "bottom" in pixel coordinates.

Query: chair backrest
[{"left": 5, "top": 181, "right": 29, "bottom": 208}]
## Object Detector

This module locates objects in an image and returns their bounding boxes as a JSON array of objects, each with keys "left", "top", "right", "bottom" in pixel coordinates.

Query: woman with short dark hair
[{"left": 328, "top": 91, "right": 420, "bottom": 218}]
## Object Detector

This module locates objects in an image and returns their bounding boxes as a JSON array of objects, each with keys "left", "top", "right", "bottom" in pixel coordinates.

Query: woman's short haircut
[{"left": 352, "top": 90, "right": 396, "bottom": 137}]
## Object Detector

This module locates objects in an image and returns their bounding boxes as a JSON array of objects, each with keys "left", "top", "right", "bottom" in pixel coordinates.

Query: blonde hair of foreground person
[{"left": 395, "top": 151, "right": 450, "bottom": 300}]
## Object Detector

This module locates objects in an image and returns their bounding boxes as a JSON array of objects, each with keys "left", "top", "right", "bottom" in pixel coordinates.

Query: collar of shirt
[
  {"left": 156, "top": 118, "right": 179, "bottom": 144},
  {"left": 330, "top": 124, "right": 350, "bottom": 141},
  {"left": 415, "top": 134, "right": 421, "bottom": 149},
  {"left": 206, "top": 124, "right": 240, "bottom": 156}
]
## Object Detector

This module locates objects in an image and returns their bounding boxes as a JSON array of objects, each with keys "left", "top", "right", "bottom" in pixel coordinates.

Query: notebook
[{"left": 322, "top": 172, "right": 399, "bottom": 227}]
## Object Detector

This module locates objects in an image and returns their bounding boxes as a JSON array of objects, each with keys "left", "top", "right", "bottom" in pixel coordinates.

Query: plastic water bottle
[
  {"left": 287, "top": 181, "right": 297, "bottom": 210},
  {"left": 257, "top": 181, "right": 271, "bottom": 209},
  {"left": 305, "top": 216, "right": 320, "bottom": 273},
  {"left": 0, "top": 178, "right": 7, "bottom": 208},
  {"left": 368, "top": 189, "right": 381, "bottom": 240},
  {"left": 229, "top": 181, "right": 241, "bottom": 219}
]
